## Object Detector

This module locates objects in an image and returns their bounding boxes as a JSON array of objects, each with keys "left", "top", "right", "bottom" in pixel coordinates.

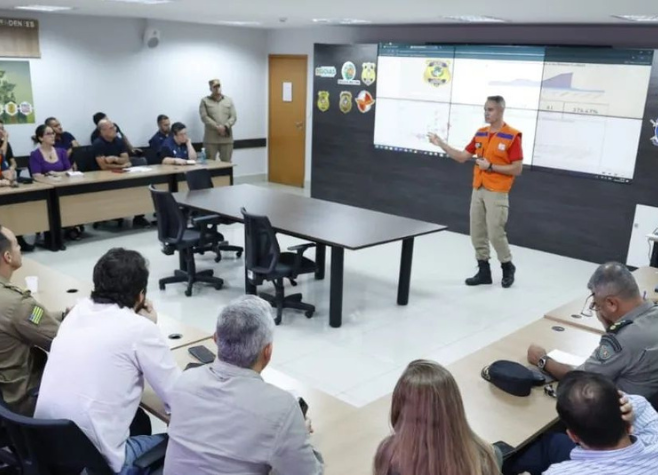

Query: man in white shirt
[
  {"left": 35, "top": 248, "right": 181, "bottom": 475},
  {"left": 164, "top": 295, "right": 324, "bottom": 475}
]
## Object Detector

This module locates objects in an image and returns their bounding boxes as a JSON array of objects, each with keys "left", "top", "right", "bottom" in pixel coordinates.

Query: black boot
[
  {"left": 465, "top": 260, "right": 493, "bottom": 286},
  {"left": 501, "top": 262, "right": 516, "bottom": 288}
]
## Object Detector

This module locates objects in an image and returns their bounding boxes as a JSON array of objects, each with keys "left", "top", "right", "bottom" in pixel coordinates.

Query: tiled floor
[{"left": 28, "top": 181, "right": 598, "bottom": 408}]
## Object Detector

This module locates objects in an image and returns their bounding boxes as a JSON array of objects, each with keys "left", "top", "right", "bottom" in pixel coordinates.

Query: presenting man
[
  {"left": 429, "top": 95, "right": 522, "bottom": 288},
  {"left": 199, "top": 78, "right": 237, "bottom": 162}
]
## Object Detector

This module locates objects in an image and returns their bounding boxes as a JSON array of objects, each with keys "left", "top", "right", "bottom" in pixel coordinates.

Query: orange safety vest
[{"left": 472, "top": 123, "right": 522, "bottom": 193}]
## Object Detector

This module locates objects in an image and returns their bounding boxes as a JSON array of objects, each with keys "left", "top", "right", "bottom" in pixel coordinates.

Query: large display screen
[{"left": 373, "top": 44, "right": 654, "bottom": 183}]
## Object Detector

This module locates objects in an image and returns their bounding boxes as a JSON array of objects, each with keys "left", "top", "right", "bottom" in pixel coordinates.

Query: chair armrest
[
  {"left": 133, "top": 436, "right": 169, "bottom": 469},
  {"left": 287, "top": 243, "right": 317, "bottom": 253}
]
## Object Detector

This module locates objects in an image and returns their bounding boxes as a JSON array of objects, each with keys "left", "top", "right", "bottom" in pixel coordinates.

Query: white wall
[{"left": 1, "top": 11, "right": 268, "bottom": 177}]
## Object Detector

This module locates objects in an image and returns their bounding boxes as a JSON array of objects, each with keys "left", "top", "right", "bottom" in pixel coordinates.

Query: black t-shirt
[
  {"left": 1, "top": 140, "right": 14, "bottom": 162},
  {"left": 91, "top": 137, "right": 128, "bottom": 171},
  {"left": 90, "top": 123, "right": 124, "bottom": 143}
]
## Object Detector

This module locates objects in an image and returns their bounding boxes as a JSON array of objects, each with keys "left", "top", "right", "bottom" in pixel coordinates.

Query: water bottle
[{"left": 198, "top": 147, "right": 207, "bottom": 164}]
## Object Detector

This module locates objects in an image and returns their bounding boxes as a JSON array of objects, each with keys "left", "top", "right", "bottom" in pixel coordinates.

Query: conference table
[
  {"left": 317, "top": 318, "right": 601, "bottom": 475},
  {"left": 173, "top": 184, "right": 448, "bottom": 327},
  {"left": 13, "top": 257, "right": 210, "bottom": 349},
  {"left": 0, "top": 182, "right": 57, "bottom": 250},
  {"left": 28, "top": 161, "right": 233, "bottom": 250},
  {"left": 544, "top": 266, "right": 658, "bottom": 334}
]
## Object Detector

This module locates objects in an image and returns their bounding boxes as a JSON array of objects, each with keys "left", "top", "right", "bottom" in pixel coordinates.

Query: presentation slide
[{"left": 373, "top": 43, "right": 654, "bottom": 183}]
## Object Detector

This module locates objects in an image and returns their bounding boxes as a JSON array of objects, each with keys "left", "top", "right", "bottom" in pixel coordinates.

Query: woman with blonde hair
[{"left": 374, "top": 359, "right": 501, "bottom": 475}]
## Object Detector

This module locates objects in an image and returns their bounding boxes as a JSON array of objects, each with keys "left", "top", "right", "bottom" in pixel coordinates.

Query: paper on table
[
  {"left": 126, "top": 166, "right": 152, "bottom": 173},
  {"left": 65, "top": 171, "right": 84, "bottom": 177},
  {"left": 548, "top": 349, "right": 587, "bottom": 367}
]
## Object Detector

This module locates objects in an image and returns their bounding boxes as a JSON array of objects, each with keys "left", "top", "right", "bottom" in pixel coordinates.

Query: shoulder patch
[
  {"left": 28, "top": 306, "right": 44, "bottom": 325},
  {"left": 608, "top": 319, "right": 633, "bottom": 334},
  {"left": 596, "top": 335, "right": 622, "bottom": 362}
]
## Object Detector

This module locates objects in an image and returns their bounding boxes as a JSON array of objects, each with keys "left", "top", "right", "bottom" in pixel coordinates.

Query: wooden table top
[
  {"left": 13, "top": 258, "right": 211, "bottom": 349},
  {"left": 174, "top": 184, "right": 447, "bottom": 250},
  {"left": 544, "top": 266, "right": 658, "bottom": 335},
  {"left": 140, "top": 338, "right": 357, "bottom": 434},
  {"left": 316, "top": 318, "right": 600, "bottom": 475},
  {"left": 34, "top": 161, "right": 233, "bottom": 188},
  {"left": 0, "top": 181, "right": 53, "bottom": 196}
]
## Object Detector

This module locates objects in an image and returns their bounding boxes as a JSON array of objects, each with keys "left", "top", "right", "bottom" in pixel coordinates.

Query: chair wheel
[
  {"left": 305, "top": 310, "right": 314, "bottom": 318},
  {"left": 185, "top": 289, "right": 192, "bottom": 297},
  {"left": 159, "top": 283, "right": 165, "bottom": 291},
  {"left": 274, "top": 316, "right": 282, "bottom": 326},
  {"left": 199, "top": 251, "right": 205, "bottom": 255},
  {"left": 214, "top": 255, "right": 222, "bottom": 263},
  {"left": 214, "top": 282, "right": 223, "bottom": 290},
  {"left": 236, "top": 250, "right": 243, "bottom": 258},
  {"left": 92, "top": 223, "right": 99, "bottom": 229}
]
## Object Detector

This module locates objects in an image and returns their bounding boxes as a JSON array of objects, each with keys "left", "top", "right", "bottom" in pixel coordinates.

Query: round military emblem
[
  {"left": 317, "top": 91, "right": 330, "bottom": 112},
  {"left": 4, "top": 101, "right": 17, "bottom": 117},
  {"left": 341, "top": 61, "right": 357, "bottom": 81},
  {"left": 339, "top": 91, "right": 353, "bottom": 114},
  {"left": 651, "top": 119, "right": 658, "bottom": 147},
  {"left": 361, "top": 62, "right": 376, "bottom": 86},
  {"left": 424, "top": 60, "right": 451, "bottom": 87}
]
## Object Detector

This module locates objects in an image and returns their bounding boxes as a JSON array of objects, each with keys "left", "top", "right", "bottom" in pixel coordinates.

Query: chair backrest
[
  {"left": 185, "top": 168, "right": 214, "bottom": 191},
  {"left": 241, "top": 207, "right": 280, "bottom": 276},
  {"left": 0, "top": 401, "right": 113, "bottom": 475},
  {"left": 70, "top": 146, "right": 94, "bottom": 172},
  {"left": 149, "top": 185, "right": 187, "bottom": 245}
]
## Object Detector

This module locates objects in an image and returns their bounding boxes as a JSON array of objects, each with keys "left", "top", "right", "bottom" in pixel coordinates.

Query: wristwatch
[
  {"left": 537, "top": 355, "right": 551, "bottom": 370},
  {"left": 488, "top": 162, "right": 494, "bottom": 171}
]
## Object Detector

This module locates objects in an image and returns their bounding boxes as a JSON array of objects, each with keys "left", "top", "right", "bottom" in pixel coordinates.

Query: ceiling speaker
[{"left": 143, "top": 28, "right": 160, "bottom": 49}]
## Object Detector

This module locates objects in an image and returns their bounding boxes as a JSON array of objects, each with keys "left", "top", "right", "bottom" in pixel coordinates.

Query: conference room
[{"left": 1, "top": 1, "right": 658, "bottom": 474}]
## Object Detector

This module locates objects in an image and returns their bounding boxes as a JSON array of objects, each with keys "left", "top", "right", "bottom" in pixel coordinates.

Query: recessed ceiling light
[
  {"left": 14, "top": 4, "right": 73, "bottom": 12},
  {"left": 439, "top": 15, "right": 507, "bottom": 22},
  {"left": 339, "top": 18, "right": 372, "bottom": 25},
  {"left": 216, "top": 21, "right": 261, "bottom": 26},
  {"left": 613, "top": 15, "right": 658, "bottom": 22},
  {"left": 108, "top": 0, "right": 172, "bottom": 5},
  {"left": 312, "top": 19, "right": 331, "bottom": 24}
]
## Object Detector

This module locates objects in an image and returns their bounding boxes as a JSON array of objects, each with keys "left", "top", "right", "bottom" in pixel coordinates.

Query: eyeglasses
[{"left": 44, "top": 132, "right": 55, "bottom": 136}]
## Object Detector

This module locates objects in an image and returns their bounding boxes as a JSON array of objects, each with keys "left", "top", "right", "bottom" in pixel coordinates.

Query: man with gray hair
[
  {"left": 163, "top": 295, "right": 323, "bottom": 475},
  {"left": 527, "top": 261, "right": 658, "bottom": 397}
]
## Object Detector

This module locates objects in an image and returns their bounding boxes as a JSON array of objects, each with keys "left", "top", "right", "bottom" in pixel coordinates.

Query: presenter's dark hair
[
  {"left": 556, "top": 371, "right": 628, "bottom": 449},
  {"left": 91, "top": 248, "right": 149, "bottom": 309},
  {"left": 486, "top": 95, "right": 506, "bottom": 108},
  {"left": 157, "top": 114, "right": 169, "bottom": 124},
  {"left": 171, "top": 122, "right": 187, "bottom": 135},
  {"left": 93, "top": 112, "right": 107, "bottom": 125}
]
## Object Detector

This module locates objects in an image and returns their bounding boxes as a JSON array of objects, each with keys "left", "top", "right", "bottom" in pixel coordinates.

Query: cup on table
[{"left": 25, "top": 276, "right": 39, "bottom": 293}]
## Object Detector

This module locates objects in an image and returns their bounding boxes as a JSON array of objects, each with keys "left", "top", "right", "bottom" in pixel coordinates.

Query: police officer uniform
[
  {"left": 0, "top": 275, "right": 61, "bottom": 415},
  {"left": 581, "top": 301, "right": 658, "bottom": 398},
  {"left": 199, "top": 79, "right": 237, "bottom": 163}
]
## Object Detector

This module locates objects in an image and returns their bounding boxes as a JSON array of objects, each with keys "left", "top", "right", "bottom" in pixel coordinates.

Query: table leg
[
  {"left": 315, "top": 244, "right": 326, "bottom": 280},
  {"left": 329, "top": 246, "right": 344, "bottom": 328},
  {"left": 397, "top": 238, "right": 415, "bottom": 305},
  {"left": 46, "top": 188, "right": 63, "bottom": 252}
]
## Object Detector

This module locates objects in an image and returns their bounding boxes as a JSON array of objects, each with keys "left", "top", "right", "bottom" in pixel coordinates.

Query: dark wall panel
[{"left": 312, "top": 42, "right": 658, "bottom": 264}]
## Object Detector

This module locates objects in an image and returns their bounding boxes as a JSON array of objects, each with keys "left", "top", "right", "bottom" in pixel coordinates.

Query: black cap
[{"left": 481, "top": 360, "right": 545, "bottom": 397}]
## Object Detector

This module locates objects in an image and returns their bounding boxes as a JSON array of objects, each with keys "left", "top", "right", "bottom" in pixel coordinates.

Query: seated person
[
  {"left": 0, "top": 119, "right": 16, "bottom": 172},
  {"left": 90, "top": 112, "right": 141, "bottom": 155},
  {"left": 35, "top": 248, "right": 180, "bottom": 475},
  {"left": 0, "top": 154, "right": 15, "bottom": 187},
  {"left": 164, "top": 296, "right": 323, "bottom": 475},
  {"left": 527, "top": 262, "right": 658, "bottom": 398},
  {"left": 0, "top": 224, "right": 62, "bottom": 416},
  {"left": 45, "top": 116, "right": 79, "bottom": 158},
  {"left": 148, "top": 114, "right": 170, "bottom": 151},
  {"left": 91, "top": 119, "right": 132, "bottom": 171},
  {"left": 29, "top": 124, "right": 73, "bottom": 178},
  {"left": 374, "top": 359, "right": 501, "bottom": 475},
  {"left": 160, "top": 122, "right": 197, "bottom": 165},
  {"left": 546, "top": 371, "right": 658, "bottom": 474}
]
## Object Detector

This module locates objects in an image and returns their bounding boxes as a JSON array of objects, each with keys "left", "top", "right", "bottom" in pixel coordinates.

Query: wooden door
[{"left": 268, "top": 55, "right": 307, "bottom": 187}]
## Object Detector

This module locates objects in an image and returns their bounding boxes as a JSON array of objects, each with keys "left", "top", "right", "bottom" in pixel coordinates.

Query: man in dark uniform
[{"left": 0, "top": 224, "right": 62, "bottom": 415}]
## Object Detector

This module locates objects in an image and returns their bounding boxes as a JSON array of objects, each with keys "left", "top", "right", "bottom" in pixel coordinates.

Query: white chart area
[
  {"left": 447, "top": 105, "right": 539, "bottom": 165},
  {"left": 374, "top": 48, "right": 653, "bottom": 181},
  {"left": 374, "top": 98, "right": 450, "bottom": 153},
  {"left": 539, "top": 63, "right": 652, "bottom": 119},
  {"left": 451, "top": 58, "right": 544, "bottom": 110},
  {"left": 377, "top": 56, "right": 454, "bottom": 103},
  {"left": 533, "top": 112, "right": 642, "bottom": 179}
]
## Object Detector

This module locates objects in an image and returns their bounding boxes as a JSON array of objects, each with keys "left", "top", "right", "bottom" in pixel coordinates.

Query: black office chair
[
  {"left": 185, "top": 168, "right": 243, "bottom": 261},
  {"left": 0, "top": 401, "right": 166, "bottom": 475},
  {"left": 149, "top": 185, "right": 224, "bottom": 297},
  {"left": 241, "top": 207, "right": 316, "bottom": 325}
]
